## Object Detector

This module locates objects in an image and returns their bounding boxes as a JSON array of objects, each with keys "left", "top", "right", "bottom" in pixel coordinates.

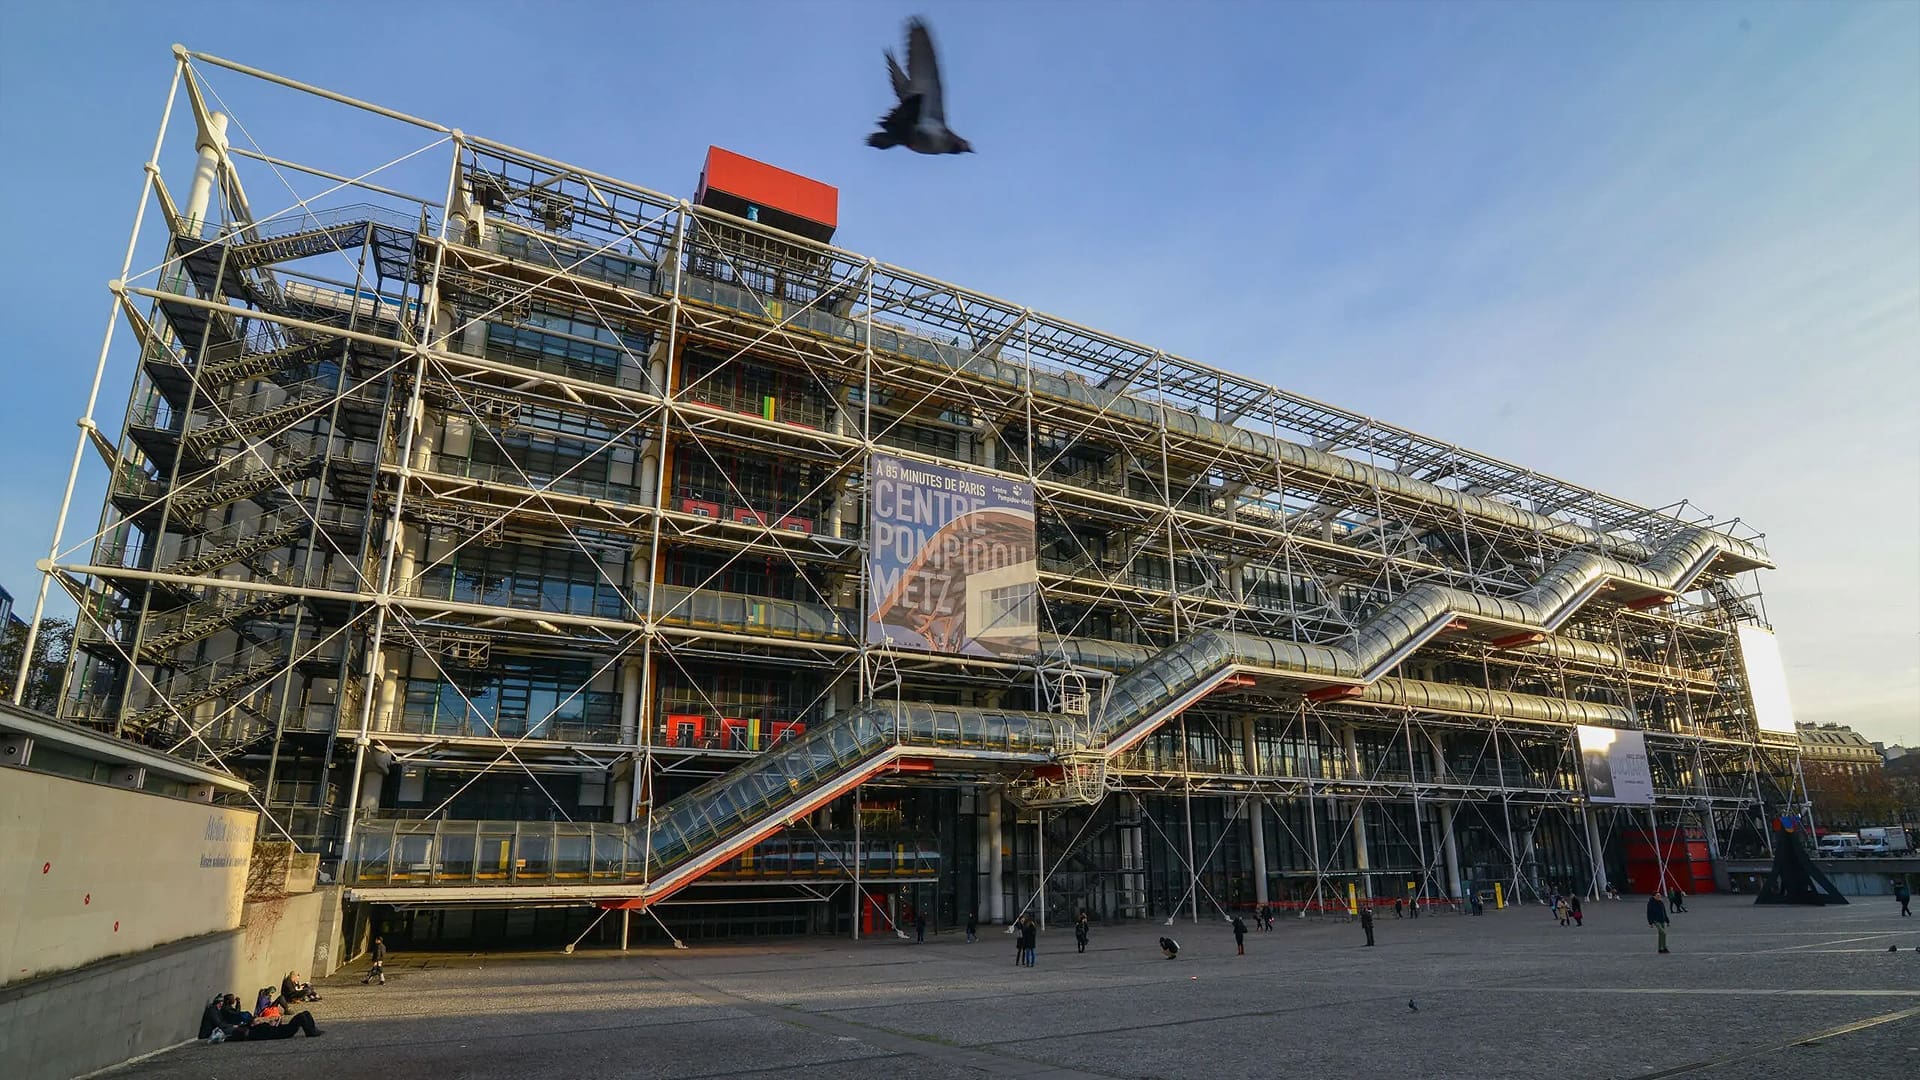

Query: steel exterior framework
[{"left": 19, "top": 48, "right": 1804, "bottom": 919}]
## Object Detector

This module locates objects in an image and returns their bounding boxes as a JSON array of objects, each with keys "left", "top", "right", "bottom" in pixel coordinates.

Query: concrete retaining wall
[
  {"left": 1, "top": 769, "right": 255, "bottom": 986},
  {"left": 0, "top": 890, "right": 330, "bottom": 1080}
]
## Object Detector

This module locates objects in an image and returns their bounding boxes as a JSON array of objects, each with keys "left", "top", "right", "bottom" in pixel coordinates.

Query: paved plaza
[{"left": 114, "top": 895, "right": 1917, "bottom": 1079}]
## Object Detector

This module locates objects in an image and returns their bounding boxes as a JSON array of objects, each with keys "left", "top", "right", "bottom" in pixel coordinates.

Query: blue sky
[{"left": 1, "top": 2, "right": 1914, "bottom": 745}]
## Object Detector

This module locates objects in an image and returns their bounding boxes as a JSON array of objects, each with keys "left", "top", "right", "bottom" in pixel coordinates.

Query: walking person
[
  {"left": 1231, "top": 914, "right": 1248, "bottom": 955},
  {"left": 966, "top": 911, "right": 978, "bottom": 942},
  {"left": 1013, "top": 915, "right": 1027, "bottom": 966},
  {"left": 1647, "top": 893, "right": 1671, "bottom": 954},
  {"left": 1359, "top": 904, "right": 1375, "bottom": 946},
  {"left": 1555, "top": 896, "right": 1571, "bottom": 927},
  {"left": 1668, "top": 886, "right": 1687, "bottom": 914},
  {"left": 1895, "top": 880, "right": 1912, "bottom": 917},
  {"left": 1570, "top": 895, "right": 1584, "bottom": 927},
  {"left": 1394, "top": 897, "right": 1405, "bottom": 919},
  {"left": 1020, "top": 915, "right": 1037, "bottom": 967},
  {"left": 363, "top": 935, "right": 387, "bottom": 985},
  {"left": 1074, "top": 911, "right": 1090, "bottom": 954},
  {"left": 915, "top": 910, "right": 927, "bottom": 944}
]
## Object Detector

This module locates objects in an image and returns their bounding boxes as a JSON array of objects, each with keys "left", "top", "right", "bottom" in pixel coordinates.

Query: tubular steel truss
[{"left": 19, "top": 48, "right": 1799, "bottom": 913}]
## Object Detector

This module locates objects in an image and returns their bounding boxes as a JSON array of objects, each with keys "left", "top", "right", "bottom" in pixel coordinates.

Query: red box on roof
[{"left": 696, "top": 147, "right": 838, "bottom": 242}]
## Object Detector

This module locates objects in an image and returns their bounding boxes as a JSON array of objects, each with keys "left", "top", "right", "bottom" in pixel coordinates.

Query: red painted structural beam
[
  {"left": 1627, "top": 594, "right": 1676, "bottom": 610},
  {"left": 1305, "top": 685, "right": 1364, "bottom": 703},
  {"left": 1489, "top": 632, "right": 1547, "bottom": 650}
]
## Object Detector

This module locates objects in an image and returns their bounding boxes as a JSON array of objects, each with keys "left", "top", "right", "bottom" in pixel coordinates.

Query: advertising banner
[
  {"left": 1735, "top": 625, "right": 1799, "bottom": 736},
  {"left": 865, "top": 452, "right": 1037, "bottom": 657},
  {"left": 1577, "top": 725, "right": 1655, "bottom": 805}
]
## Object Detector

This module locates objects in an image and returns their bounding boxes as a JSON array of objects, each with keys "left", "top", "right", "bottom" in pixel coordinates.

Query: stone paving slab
[{"left": 101, "top": 895, "right": 1920, "bottom": 1080}]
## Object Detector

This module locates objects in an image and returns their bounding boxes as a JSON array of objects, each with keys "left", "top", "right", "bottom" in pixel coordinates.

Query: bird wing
[
  {"left": 885, "top": 49, "right": 910, "bottom": 100},
  {"left": 905, "top": 17, "right": 945, "bottom": 122}
]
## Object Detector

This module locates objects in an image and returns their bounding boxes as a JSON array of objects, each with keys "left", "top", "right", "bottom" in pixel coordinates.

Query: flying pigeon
[{"left": 868, "top": 17, "right": 974, "bottom": 154}]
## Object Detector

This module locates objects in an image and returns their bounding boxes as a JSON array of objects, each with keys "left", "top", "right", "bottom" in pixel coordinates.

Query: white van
[{"left": 1816, "top": 833, "right": 1861, "bottom": 857}]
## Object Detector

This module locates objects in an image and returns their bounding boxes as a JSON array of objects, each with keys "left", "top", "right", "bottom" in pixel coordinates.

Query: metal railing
[{"left": 346, "top": 818, "right": 935, "bottom": 888}]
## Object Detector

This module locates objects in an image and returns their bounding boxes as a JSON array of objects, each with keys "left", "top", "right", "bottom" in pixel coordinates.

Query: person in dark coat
[
  {"left": 965, "top": 911, "right": 978, "bottom": 942},
  {"left": 1359, "top": 905, "right": 1375, "bottom": 946},
  {"left": 1569, "top": 895, "right": 1584, "bottom": 927},
  {"left": 217, "top": 995, "right": 251, "bottom": 1027},
  {"left": 1895, "top": 881, "right": 1912, "bottom": 917},
  {"left": 238, "top": 1011, "right": 324, "bottom": 1039},
  {"left": 1647, "top": 894, "right": 1671, "bottom": 954},
  {"left": 1231, "top": 915, "right": 1248, "bottom": 955},
  {"left": 1019, "top": 916, "right": 1037, "bottom": 966},
  {"left": 1074, "top": 911, "right": 1090, "bottom": 954},
  {"left": 364, "top": 936, "right": 387, "bottom": 984},
  {"left": 199, "top": 996, "right": 226, "bottom": 1041},
  {"left": 281, "top": 970, "right": 320, "bottom": 1004},
  {"left": 914, "top": 910, "right": 927, "bottom": 944}
]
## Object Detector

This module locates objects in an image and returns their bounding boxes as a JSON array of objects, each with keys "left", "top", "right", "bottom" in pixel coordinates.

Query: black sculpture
[{"left": 1754, "top": 814, "right": 1849, "bottom": 906}]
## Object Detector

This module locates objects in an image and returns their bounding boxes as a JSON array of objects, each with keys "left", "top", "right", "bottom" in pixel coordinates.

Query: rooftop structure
[
  {"left": 1796, "top": 722, "right": 1884, "bottom": 773},
  {"left": 17, "top": 48, "right": 1808, "bottom": 933}
]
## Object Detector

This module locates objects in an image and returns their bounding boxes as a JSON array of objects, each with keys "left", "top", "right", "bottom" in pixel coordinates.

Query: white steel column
[
  {"left": 987, "top": 788, "right": 1005, "bottom": 923},
  {"left": 974, "top": 785, "right": 992, "bottom": 923},
  {"left": 1583, "top": 803, "right": 1607, "bottom": 897},
  {"left": 1127, "top": 815, "right": 1146, "bottom": 919},
  {"left": 1036, "top": 809, "right": 1047, "bottom": 930},
  {"left": 338, "top": 131, "right": 465, "bottom": 871},
  {"left": 357, "top": 751, "right": 389, "bottom": 811},
  {"left": 612, "top": 659, "right": 641, "bottom": 824},
  {"left": 182, "top": 110, "right": 228, "bottom": 236},
  {"left": 1344, "top": 726, "right": 1372, "bottom": 896},
  {"left": 851, "top": 785, "right": 862, "bottom": 940},
  {"left": 1440, "top": 803, "right": 1463, "bottom": 900},
  {"left": 1241, "top": 716, "right": 1268, "bottom": 906},
  {"left": 13, "top": 60, "right": 182, "bottom": 708}
]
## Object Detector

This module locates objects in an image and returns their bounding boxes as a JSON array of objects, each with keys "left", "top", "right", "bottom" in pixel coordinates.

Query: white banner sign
[
  {"left": 1736, "top": 625, "right": 1799, "bottom": 736},
  {"left": 1577, "top": 725, "right": 1654, "bottom": 805}
]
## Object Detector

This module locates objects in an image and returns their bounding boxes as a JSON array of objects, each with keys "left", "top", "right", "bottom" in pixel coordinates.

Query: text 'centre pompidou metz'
[{"left": 26, "top": 46, "right": 1811, "bottom": 939}]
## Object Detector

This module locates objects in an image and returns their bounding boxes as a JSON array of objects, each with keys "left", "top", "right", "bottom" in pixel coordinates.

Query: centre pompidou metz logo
[{"left": 865, "top": 453, "right": 1037, "bottom": 658}]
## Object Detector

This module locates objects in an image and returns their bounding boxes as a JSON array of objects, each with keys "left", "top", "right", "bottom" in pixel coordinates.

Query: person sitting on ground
[
  {"left": 281, "top": 970, "right": 321, "bottom": 1004},
  {"left": 254, "top": 987, "right": 279, "bottom": 1016},
  {"left": 1159, "top": 936, "right": 1180, "bottom": 959},
  {"left": 236, "top": 1009, "right": 325, "bottom": 1040},
  {"left": 199, "top": 995, "right": 228, "bottom": 1041},
  {"left": 217, "top": 994, "right": 252, "bottom": 1027}
]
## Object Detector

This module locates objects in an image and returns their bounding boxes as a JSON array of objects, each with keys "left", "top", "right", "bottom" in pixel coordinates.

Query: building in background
[
  {"left": 26, "top": 50, "right": 1808, "bottom": 943},
  {"left": 1797, "top": 722, "right": 1884, "bottom": 775}
]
